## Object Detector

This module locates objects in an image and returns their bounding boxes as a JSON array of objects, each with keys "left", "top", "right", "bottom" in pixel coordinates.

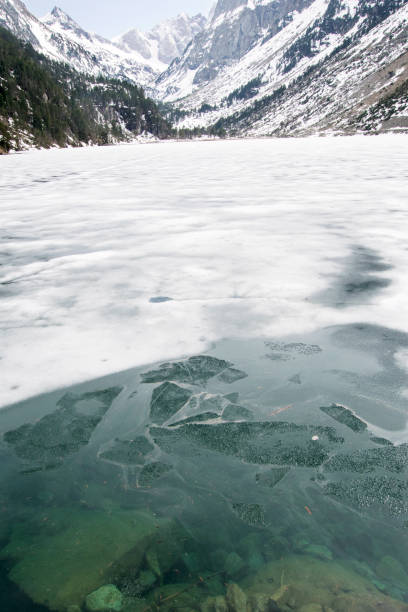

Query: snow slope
[
  {"left": 0, "top": 0, "right": 206, "bottom": 87},
  {"left": 1, "top": 136, "right": 408, "bottom": 407},
  {"left": 114, "top": 13, "right": 206, "bottom": 67},
  {"left": 158, "top": 0, "right": 408, "bottom": 135}
]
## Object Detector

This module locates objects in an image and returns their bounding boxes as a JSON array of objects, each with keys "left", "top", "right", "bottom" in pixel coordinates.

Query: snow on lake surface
[{"left": 1, "top": 135, "right": 408, "bottom": 408}]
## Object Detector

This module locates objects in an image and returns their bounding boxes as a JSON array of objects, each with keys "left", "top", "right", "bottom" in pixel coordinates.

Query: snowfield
[{"left": 1, "top": 135, "right": 408, "bottom": 407}]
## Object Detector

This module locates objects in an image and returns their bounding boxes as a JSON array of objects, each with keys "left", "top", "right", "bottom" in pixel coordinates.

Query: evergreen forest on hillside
[{"left": 0, "top": 26, "right": 172, "bottom": 153}]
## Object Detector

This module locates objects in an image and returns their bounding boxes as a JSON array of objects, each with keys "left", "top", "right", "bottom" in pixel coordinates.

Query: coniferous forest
[{"left": 0, "top": 26, "right": 172, "bottom": 153}]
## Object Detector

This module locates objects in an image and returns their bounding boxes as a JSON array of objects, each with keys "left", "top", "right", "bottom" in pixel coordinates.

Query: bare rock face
[
  {"left": 0, "top": 508, "right": 171, "bottom": 610},
  {"left": 157, "top": 0, "right": 408, "bottom": 139},
  {"left": 226, "top": 582, "right": 247, "bottom": 612},
  {"left": 116, "top": 13, "right": 207, "bottom": 66},
  {"left": 85, "top": 585, "right": 124, "bottom": 612},
  {"left": 201, "top": 595, "right": 228, "bottom": 612},
  {"left": 157, "top": 0, "right": 315, "bottom": 89},
  {"left": 249, "top": 592, "right": 282, "bottom": 612}
]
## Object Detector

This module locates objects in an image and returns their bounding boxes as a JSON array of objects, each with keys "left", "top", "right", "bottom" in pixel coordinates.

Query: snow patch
[{"left": 0, "top": 135, "right": 407, "bottom": 407}]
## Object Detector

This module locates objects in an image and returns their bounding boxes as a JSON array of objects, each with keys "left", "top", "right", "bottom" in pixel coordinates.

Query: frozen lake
[
  {"left": 1, "top": 136, "right": 408, "bottom": 611},
  {"left": 1, "top": 135, "right": 408, "bottom": 408}
]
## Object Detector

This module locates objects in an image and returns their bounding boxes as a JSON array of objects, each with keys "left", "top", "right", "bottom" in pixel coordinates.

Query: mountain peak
[
  {"left": 51, "top": 5, "right": 67, "bottom": 17},
  {"left": 50, "top": 5, "right": 75, "bottom": 23},
  {"left": 42, "top": 5, "right": 85, "bottom": 32},
  {"left": 115, "top": 12, "right": 207, "bottom": 66}
]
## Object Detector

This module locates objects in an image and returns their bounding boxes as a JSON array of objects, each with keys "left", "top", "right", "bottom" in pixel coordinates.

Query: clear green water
[{"left": 0, "top": 323, "right": 408, "bottom": 612}]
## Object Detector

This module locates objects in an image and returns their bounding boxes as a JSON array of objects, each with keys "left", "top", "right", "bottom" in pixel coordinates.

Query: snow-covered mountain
[
  {"left": 114, "top": 13, "right": 207, "bottom": 66},
  {"left": 0, "top": 0, "right": 155, "bottom": 85},
  {"left": 0, "top": 0, "right": 206, "bottom": 88},
  {"left": 1, "top": 0, "right": 407, "bottom": 135},
  {"left": 158, "top": 0, "right": 408, "bottom": 135}
]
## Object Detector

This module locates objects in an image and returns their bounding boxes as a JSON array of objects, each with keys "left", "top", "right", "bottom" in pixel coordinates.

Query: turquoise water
[{"left": 0, "top": 323, "right": 408, "bottom": 611}]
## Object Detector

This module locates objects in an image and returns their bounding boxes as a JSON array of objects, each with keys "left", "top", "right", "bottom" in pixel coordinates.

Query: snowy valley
[
  {"left": 0, "top": 0, "right": 407, "bottom": 148},
  {"left": 1, "top": 4, "right": 408, "bottom": 611}
]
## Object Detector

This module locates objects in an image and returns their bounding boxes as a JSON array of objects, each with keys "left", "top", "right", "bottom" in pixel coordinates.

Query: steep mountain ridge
[
  {"left": 0, "top": 0, "right": 407, "bottom": 138},
  {"left": 0, "top": 0, "right": 206, "bottom": 87},
  {"left": 114, "top": 13, "right": 206, "bottom": 66},
  {"left": 156, "top": 0, "right": 318, "bottom": 98},
  {"left": 160, "top": 0, "right": 408, "bottom": 135},
  {"left": 0, "top": 0, "right": 157, "bottom": 85}
]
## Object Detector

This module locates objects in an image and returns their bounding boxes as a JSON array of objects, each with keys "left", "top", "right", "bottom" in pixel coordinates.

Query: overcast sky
[{"left": 24, "top": 0, "right": 215, "bottom": 37}]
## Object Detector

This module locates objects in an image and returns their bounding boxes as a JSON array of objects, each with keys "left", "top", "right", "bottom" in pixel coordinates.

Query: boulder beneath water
[
  {"left": 243, "top": 555, "right": 408, "bottom": 611},
  {"left": 226, "top": 583, "right": 247, "bottom": 612},
  {"left": 86, "top": 585, "right": 123, "bottom": 611},
  {"left": 0, "top": 507, "right": 179, "bottom": 611},
  {"left": 225, "top": 551, "right": 245, "bottom": 577},
  {"left": 375, "top": 555, "right": 408, "bottom": 590},
  {"left": 303, "top": 544, "right": 333, "bottom": 561},
  {"left": 201, "top": 595, "right": 228, "bottom": 612}
]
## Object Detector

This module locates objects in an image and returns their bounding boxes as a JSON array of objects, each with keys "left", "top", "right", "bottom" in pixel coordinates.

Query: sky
[{"left": 24, "top": 0, "right": 215, "bottom": 37}]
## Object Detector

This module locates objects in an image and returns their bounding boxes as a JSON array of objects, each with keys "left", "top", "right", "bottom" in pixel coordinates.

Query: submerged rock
[
  {"left": 141, "top": 356, "right": 232, "bottom": 384},
  {"left": 303, "top": 544, "right": 333, "bottom": 561},
  {"left": 249, "top": 592, "right": 281, "bottom": 612},
  {"left": 248, "top": 551, "right": 265, "bottom": 572},
  {"left": 182, "top": 551, "right": 202, "bottom": 573},
  {"left": 142, "top": 521, "right": 187, "bottom": 580},
  {"left": 225, "top": 551, "right": 245, "bottom": 577},
  {"left": 146, "top": 582, "right": 202, "bottom": 610},
  {"left": 320, "top": 404, "right": 367, "bottom": 433},
  {"left": 210, "top": 549, "right": 228, "bottom": 571},
  {"left": 3, "top": 387, "right": 122, "bottom": 471},
  {"left": 226, "top": 583, "right": 247, "bottom": 612},
  {"left": 244, "top": 555, "right": 408, "bottom": 612},
  {"left": 86, "top": 585, "right": 123, "bottom": 611},
  {"left": 145, "top": 548, "right": 161, "bottom": 577},
  {"left": 0, "top": 508, "right": 172, "bottom": 610},
  {"left": 375, "top": 555, "right": 408, "bottom": 590},
  {"left": 137, "top": 570, "right": 156, "bottom": 592},
  {"left": 150, "top": 382, "right": 192, "bottom": 424},
  {"left": 212, "top": 595, "right": 228, "bottom": 612}
]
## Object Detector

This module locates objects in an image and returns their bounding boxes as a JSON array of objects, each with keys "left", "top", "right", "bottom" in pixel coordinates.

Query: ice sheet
[{"left": 1, "top": 135, "right": 407, "bottom": 407}]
